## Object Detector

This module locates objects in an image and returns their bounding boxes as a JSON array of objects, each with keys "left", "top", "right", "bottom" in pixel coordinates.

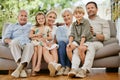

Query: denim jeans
[{"left": 58, "top": 41, "right": 71, "bottom": 67}]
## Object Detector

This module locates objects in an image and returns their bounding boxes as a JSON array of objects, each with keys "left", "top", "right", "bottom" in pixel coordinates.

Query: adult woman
[
  {"left": 42, "top": 10, "right": 61, "bottom": 77},
  {"left": 56, "top": 8, "right": 73, "bottom": 76}
]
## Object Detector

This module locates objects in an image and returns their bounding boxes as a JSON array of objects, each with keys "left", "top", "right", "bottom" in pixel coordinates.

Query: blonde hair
[
  {"left": 73, "top": 6, "right": 85, "bottom": 14},
  {"left": 46, "top": 10, "right": 57, "bottom": 18}
]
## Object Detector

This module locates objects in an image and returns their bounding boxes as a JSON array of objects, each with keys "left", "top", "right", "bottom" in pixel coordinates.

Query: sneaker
[
  {"left": 11, "top": 69, "right": 20, "bottom": 78},
  {"left": 11, "top": 63, "right": 23, "bottom": 78},
  {"left": 48, "top": 62, "right": 56, "bottom": 77},
  {"left": 56, "top": 67, "right": 65, "bottom": 76},
  {"left": 63, "top": 66, "right": 70, "bottom": 76},
  {"left": 55, "top": 63, "right": 62, "bottom": 71},
  {"left": 20, "top": 70, "right": 27, "bottom": 78},
  {"left": 68, "top": 68, "right": 77, "bottom": 77},
  {"left": 76, "top": 68, "right": 87, "bottom": 78}
]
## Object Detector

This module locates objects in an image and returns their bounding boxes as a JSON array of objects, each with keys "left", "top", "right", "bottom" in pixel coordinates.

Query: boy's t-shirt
[{"left": 70, "top": 18, "right": 93, "bottom": 44}]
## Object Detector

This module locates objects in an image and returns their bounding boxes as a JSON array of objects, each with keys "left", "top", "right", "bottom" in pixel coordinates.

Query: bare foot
[
  {"left": 31, "top": 71, "right": 37, "bottom": 76},
  {"left": 34, "top": 66, "right": 40, "bottom": 72}
]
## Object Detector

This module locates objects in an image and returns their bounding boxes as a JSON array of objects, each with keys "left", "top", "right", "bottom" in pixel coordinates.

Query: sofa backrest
[
  {"left": 2, "top": 23, "right": 11, "bottom": 38},
  {"left": 1, "top": 20, "right": 117, "bottom": 38},
  {"left": 108, "top": 20, "right": 116, "bottom": 38}
]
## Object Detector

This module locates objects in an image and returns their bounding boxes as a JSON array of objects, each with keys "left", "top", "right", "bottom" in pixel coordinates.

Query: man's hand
[
  {"left": 4, "top": 38, "right": 11, "bottom": 44},
  {"left": 90, "top": 26, "right": 94, "bottom": 35},
  {"left": 96, "top": 34, "right": 104, "bottom": 41}
]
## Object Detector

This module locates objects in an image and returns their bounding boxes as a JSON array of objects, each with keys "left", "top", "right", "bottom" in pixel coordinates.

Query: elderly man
[{"left": 2, "top": 10, "right": 34, "bottom": 78}]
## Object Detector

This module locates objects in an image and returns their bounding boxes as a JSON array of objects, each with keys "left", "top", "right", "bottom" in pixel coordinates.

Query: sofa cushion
[
  {"left": 95, "top": 43, "right": 120, "bottom": 59},
  {"left": 0, "top": 58, "right": 17, "bottom": 70},
  {"left": 0, "top": 45, "right": 13, "bottom": 59},
  {"left": 93, "top": 56, "right": 119, "bottom": 67},
  {"left": 2, "top": 23, "right": 11, "bottom": 38},
  {"left": 103, "top": 37, "right": 118, "bottom": 45}
]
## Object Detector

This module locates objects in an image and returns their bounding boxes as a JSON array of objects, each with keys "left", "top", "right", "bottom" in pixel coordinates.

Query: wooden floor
[{"left": 0, "top": 68, "right": 120, "bottom": 80}]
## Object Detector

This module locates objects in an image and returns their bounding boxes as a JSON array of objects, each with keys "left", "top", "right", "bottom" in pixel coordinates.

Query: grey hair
[
  {"left": 61, "top": 8, "right": 73, "bottom": 17},
  {"left": 18, "top": 10, "right": 28, "bottom": 16}
]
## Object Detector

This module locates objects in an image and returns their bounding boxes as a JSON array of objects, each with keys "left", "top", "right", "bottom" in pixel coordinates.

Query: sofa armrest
[
  {"left": 0, "top": 39, "right": 2, "bottom": 46},
  {"left": 95, "top": 43, "right": 120, "bottom": 59},
  {"left": 103, "top": 37, "right": 119, "bottom": 45},
  {"left": 119, "top": 52, "right": 120, "bottom": 67}
]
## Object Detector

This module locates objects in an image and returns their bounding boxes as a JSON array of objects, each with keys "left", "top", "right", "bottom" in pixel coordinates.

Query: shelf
[{"left": 111, "top": 0, "right": 120, "bottom": 21}]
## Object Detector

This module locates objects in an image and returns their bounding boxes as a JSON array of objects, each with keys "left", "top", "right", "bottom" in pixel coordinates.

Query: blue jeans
[{"left": 58, "top": 41, "right": 71, "bottom": 67}]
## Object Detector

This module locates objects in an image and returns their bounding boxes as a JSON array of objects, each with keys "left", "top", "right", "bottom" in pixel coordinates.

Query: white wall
[
  {"left": 116, "top": 18, "right": 120, "bottom": 45},
  {"left": 73, "top": 0, "right": 111, "bottom": 20}
]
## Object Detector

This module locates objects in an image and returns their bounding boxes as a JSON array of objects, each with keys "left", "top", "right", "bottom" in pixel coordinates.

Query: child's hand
[
  {"left": 42, "top": 42, "right": 46, "bottom": 47},
  {"left": 38, "top": 38, "right": 45, "bottom": 42},
  {"left": 67, "top": 42, "right": 72, "bottom": 47}
]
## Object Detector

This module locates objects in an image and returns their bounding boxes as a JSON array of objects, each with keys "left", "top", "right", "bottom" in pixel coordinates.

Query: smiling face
[
  {"left": 74, "top": 12, "right": 84, "bottom": 22},
  {"left": 36, "top": 14, "right": 45, "bottom": 25},
  {"left": 18, "top": 10, "right": 28, "bottom": 25},
  {"left": 86, "top": 3, "right": 98, "bottom": 18},
  {"left": 73, "top": 6, "right": 84, "bottom": 22},
  {"left": 46, "top": 11, "right": 57, "bottom": 26},
  {"left": 62, "top": 11, "right": 73, "bottom": 26}
]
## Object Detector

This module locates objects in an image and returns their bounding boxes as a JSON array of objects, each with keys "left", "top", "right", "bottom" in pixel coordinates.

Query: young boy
[{"left": 66, "top": 6, "right": 93, "bottom": 77}]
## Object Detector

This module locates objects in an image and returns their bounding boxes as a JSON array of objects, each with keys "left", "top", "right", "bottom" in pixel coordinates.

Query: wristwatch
[{"left": 93, "top": 33, "right": 96, "bottom": 36}]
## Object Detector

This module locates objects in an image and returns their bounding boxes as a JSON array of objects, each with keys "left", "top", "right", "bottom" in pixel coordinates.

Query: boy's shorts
[{"left": 72, "top": 41, "right": 92, "bottom": 47}]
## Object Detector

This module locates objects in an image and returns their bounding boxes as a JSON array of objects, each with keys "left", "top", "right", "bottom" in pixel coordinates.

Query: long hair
[{"left": 35, "top": 12, "right": 46, "bottom": 27}]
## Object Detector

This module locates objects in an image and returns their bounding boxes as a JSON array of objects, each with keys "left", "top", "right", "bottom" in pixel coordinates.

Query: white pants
[
  {"left": 9, "top": 39, "right": 34, "bottom": 65},
  {"left": 72, "top": 41, "right": 103, "bottom": 72}
]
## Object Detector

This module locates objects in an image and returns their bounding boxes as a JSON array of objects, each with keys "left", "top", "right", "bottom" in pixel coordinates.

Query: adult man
[
  {"left": 2, "top": 10, "right": 34, "bottom": 78},
  {"left": 68, "top": 1, "right": 110, "bottom": 78}
]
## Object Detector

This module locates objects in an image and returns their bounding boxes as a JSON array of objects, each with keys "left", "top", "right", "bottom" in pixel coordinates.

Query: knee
[
  {"left": 9, "top": 39, "right": 19, "bottom": 46},
  {"left": 34, "top": 46, "right": 38, "bottom": 50},
  {"left": 78, "top": 46, "right": 87, "bottom": 52},
  {"left": 26, "top": 43, "right": 34, "bottom": 47},
  {"left": 25, "top": 43, "right": 34, "bottom": 50},
  {"left": 38, "top": 45, "right": 42, "bottom": 48},
  {"left": 43, "top": 47, "right": 48, "bottom": 53},
  {"left": 66, "top": 46, "right": 71, "bottom": 51},
  {"left": 58, "top": 41, "right": 66, "bottom": 46}
]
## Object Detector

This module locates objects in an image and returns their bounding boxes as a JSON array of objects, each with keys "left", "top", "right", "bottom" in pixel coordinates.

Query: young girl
[{"left": 29, "top": 12, "right": 50, "bottom": 76}]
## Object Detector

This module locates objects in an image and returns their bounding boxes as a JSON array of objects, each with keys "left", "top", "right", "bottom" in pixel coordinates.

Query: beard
[{"left": 88, "top": 10, "right": 96, "bottom": 16}]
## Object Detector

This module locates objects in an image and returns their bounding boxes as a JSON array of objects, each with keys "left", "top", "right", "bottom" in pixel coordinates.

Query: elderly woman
[
  {"left": 42, "top": 10, "right": 61, "bottom": 77},
  {"left": 56, "top": 8, "right": 73, "bottom": 76}
]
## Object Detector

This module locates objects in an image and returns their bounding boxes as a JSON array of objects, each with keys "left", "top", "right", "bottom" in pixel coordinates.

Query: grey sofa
[{"left": 0, "top": 21, "right": 120, "bottom": 72}]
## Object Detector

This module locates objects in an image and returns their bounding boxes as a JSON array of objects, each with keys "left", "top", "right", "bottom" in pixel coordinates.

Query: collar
[
  {"left": 74, "top": 18, "right": 84, "bottom": 26},
  {"left": 89, "top": 15, "right": 100, "bottom": 20},
  {"left": 16, "top": 22, "right": 28, "bottom": 26}
]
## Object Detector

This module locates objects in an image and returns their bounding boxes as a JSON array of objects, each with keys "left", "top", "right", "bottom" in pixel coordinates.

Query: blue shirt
[
  {"left": 56, "top": 24, "right": 72, "bottom": 43},
  {"left": 2, "top": 23, "right": 32, "bottom": 45}
]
